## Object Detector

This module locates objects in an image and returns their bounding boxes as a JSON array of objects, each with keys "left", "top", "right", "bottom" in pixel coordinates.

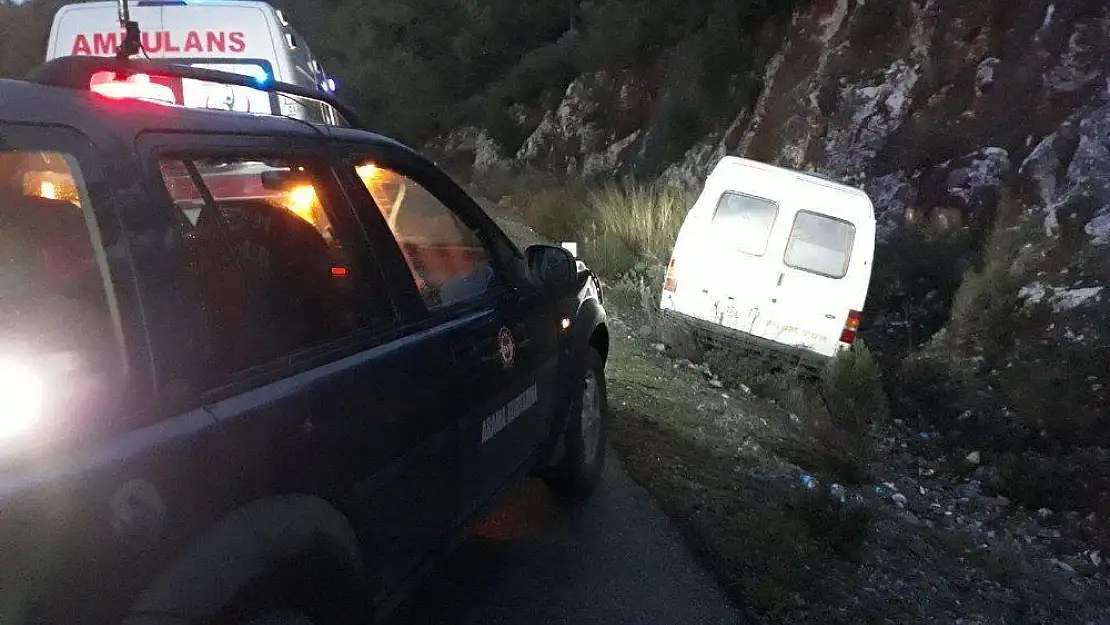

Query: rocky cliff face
[{"left": 434, "top": 0, "right": 1108, "bottom": 358}]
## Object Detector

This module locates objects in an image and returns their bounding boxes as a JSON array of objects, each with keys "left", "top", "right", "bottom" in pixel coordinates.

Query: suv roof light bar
[{"left": 25, "top": 56, "right": 364, "bottom": 129}]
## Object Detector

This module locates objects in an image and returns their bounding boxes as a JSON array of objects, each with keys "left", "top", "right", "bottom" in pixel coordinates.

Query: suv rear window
[
  {"left": 0, "top": 148, "right": 121, "bottom": 434},
  {"left": 711, "top": 191, "right": 779, "bottom": 256},
  {"left": 783, "top": 210, "right": 856, "bottom": 279}
]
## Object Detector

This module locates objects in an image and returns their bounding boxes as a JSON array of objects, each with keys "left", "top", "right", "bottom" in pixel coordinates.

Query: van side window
[
  {"left": 783, "top": 210, "right": 856, "bottom": 279},
  {"left": 711, "top": 192, "right": 779, "bottom": 256},
  {"left": 351, "top": 161, "right": 498, "bottom": 309},
  {"left": 158, "top": 156, "right": 389, "bottom": 380}
]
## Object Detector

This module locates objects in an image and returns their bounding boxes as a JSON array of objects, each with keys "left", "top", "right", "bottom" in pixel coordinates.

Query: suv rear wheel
[{"left": 544, "top": 347, "right": 607, "bottom": 499}]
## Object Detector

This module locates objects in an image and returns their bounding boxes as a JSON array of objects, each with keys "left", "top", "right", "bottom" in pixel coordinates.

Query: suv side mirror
[{"left": 526, "top": 244, "right": 576, "bottom": 293}]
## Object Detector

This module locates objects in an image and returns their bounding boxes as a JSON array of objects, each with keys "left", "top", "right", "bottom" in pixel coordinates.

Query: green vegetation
[{"left": 1, "top": 0, "right": 796, "bottom": 154}]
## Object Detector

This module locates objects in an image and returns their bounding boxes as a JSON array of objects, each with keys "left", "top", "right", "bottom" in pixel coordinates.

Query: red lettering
[
  {"left": 162, "top": 31, "right": 181, "bottom": 53},
  {"left": 184, "top": 30, "right": 203, "bottom": 53},
  {"left": 228, "top": 31, "right": 246, "bottom": 53},
  {"left": 72, "top": 34, "right": 91, "bottom": 55},
  {"left": 93, "top": 32, "right": 119, "bottom": 55},
  {"left": 141, "top": 30, "right": 163, "bottom": 53},
  {"left": 205, "top": 31, "right": 226, "bottom": 53}
]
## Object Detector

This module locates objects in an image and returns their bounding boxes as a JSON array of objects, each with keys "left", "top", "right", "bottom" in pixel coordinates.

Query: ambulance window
[
  {"left": 158, "top": 155, "right": 390, "bottom": 381},
  {"left": 352, "top": 161, "right": 498, "bottom": 309},
  {"left": 0, "top": 148, "right": 123, "bottom": 431},
  {"left": 711, "top": 191, "right": 779, "bottom": 256},
  {"left": 783, "top": 210, "right": 856, "bottom": 279}
]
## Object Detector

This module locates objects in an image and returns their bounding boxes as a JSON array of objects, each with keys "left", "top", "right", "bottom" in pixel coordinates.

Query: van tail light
[
  {"left": 839, "top": 309, "right": 862, "bottom": 345},
  {"left": 663, "top": 259, "right": 678, "bottom": 292}
]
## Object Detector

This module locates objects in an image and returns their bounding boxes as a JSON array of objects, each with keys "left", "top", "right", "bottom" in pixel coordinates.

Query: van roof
[
  {"left": 712, "top": 156, "right": 870, "bottom": 201},
  {"left": 56, "top": 0, "right": 279, "bottom": 11}
]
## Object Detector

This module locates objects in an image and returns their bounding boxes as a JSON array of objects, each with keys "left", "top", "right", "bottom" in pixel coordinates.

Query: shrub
[
  {"left": 467, "top": 170, "right": 594, "bottom": 244},
  {"left": 821, "top": 341, "right": 888, "bottom": 437},
  {"left": 946, "top": 225, "right": 1026, "bottom": 356},
  {"left": 583, "top": 182, "right": 693, "bottom": 278},
  {"left": 888, "top": 350, "right": 977, "bottom": 429}
]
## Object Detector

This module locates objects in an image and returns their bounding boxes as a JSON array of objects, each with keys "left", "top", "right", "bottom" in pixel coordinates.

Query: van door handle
[
  {"left": 825, "top": 314, "right": 836, "bottom": 319},
  {"left": 776, "top": 273, "right": 784, "bottom": 287}
]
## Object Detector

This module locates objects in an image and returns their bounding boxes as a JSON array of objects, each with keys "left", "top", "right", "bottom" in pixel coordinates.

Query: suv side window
[
  {"left": 157, "top": 154, "right": 390, "bottom": 381},
  {"left": 0, "top": 146, "right": 124, "bottom": 427},
  {"left": 351, "top": 161, "right": 499, "bottom": 309}
]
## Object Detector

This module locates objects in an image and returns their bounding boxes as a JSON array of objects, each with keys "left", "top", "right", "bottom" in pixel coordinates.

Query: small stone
[
  {"left": 1051, "top": 558, "right": 1076, "bottom": 574},
  {"left": 1038, "top": 528, "right": 1062, "bottom": 539},
  {"left": 966, "top": 450, "right": 981, "bottom": 465},
  {"left": 739, "top": 384, "right": 752, "bottom": 394},
  {"left": 1091, "top": 550, "right": 1102, "bottom": 567},
  {"left": 1038, "top": 508, "right": 1054, "bottom": 519},
  {"left": 639, "top": 324, "right": 653, "bottom": 337},
  {"left": 892, "top": 493, "right": 908, "bottom": 507},
  {"left": 652, "top": 343, "right": 666, "bottom": 352},
  {"left": 893, "top": 418, "right": 904, "bottom": 426},
  {"left": 709, "top": 379, "right": 723, "bottom": 388},
  {"left": 883, "top": 481, "right": 898, "bottom": 491}
]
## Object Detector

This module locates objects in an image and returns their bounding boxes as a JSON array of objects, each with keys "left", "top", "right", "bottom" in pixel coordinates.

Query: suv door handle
[{"left": 776, "top": 273, "right": 784, "bottom": 287}]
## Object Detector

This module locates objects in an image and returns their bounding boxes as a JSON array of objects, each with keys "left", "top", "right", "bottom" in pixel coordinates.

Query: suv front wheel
[{"left": 544, "top": 347, "right": 608, "bottom": 499}]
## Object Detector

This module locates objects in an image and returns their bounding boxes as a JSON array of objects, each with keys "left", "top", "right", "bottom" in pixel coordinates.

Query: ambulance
[{"left": 45, "top": 0, "right": 341, "bottom": 123}]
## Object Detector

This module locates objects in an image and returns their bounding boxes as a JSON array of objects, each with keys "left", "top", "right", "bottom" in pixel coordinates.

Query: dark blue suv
[{"left": 0, "top": 57, "right": 609, "bottom": 625}]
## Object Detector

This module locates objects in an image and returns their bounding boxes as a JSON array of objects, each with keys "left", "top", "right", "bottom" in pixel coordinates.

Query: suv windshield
[{"left": 0, "top": 143, "right": 121, "bottom": 440}]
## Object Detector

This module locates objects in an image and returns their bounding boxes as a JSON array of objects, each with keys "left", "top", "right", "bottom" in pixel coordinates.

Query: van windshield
[
  {"left": 710, "top": 192, "right": 779, "bottom": 256},
  {"left": 783, "top": 210, "right": 855, "bottom": 279}
]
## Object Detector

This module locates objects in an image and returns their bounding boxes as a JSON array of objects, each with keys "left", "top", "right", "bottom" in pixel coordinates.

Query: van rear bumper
[{"left": 660, "top": 310, "right": 831, "bottom": 374}]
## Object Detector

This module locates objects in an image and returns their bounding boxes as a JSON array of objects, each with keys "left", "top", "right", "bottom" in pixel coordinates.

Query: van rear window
[
  {"left": 710, "top": 192, "right": 779, "bottom": 256},
  {"left": 783, "top": 210, "right": 856, "bottom": 279}
]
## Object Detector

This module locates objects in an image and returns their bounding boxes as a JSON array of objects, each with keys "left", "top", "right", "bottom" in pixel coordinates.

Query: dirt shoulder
[{"left": 603, "top": 304, "right": 1110, "bottom": 625}]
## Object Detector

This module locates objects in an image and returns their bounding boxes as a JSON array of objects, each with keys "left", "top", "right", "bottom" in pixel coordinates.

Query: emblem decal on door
[
  {"left": 497, "top": 327, "right": 516, "bottom": 369},
  {"left": 482, "top": 384, "right": 538, "bottom": 443}
]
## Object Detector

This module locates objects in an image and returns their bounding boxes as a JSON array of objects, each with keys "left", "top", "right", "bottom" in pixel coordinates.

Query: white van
[
  {"left": 45, "top": 0, "right": 340, "bottom": 123},
  {"left": 659, "top": 156, "right": 876, "bottom": 367}
]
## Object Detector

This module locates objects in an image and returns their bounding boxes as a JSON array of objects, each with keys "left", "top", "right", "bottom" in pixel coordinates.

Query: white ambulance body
[
  {"left": 660, "top": 156, "right": 876, "bottom": 366},
  {"left": 46, "top": 1, "right": 339, "bottom": 122}
]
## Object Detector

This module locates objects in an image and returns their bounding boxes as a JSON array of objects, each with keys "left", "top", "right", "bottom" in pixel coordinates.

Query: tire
[{"left": 544, "top": 347, "right": 608, "bottom": 499}]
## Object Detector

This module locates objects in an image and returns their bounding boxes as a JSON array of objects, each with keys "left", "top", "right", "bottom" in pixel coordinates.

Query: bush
[
  {"left": 889, "top": 350, "right": 977, "bottom": 430},
  {"left": 583, "top": 182, "right": 693, "bottom": 278},
  {"left": 821, "top": 341, "right": 888, "bottom": 437},
  {"left": 946, "top": 223, "right": 1028, "bottom": 356}
]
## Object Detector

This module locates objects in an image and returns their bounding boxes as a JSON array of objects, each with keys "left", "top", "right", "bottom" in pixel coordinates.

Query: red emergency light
[{"left": 89, "top": 71, "right": 180, "bottom": 104}]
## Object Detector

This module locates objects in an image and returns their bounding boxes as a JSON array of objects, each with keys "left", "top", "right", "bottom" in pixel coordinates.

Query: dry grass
[{"left": 583, "top": 183, "right": 694, "bottom": 278}]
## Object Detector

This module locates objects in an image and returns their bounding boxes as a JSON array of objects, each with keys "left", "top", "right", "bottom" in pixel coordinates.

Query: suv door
[
  {"left": 333, "top": 141, "right": 562, "bottom": 523},
  {"left": 138, "top": 133, "right": 461, "bottom": 597}
]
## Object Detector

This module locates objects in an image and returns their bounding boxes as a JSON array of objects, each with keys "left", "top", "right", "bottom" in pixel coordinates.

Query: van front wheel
[{"left": 544, "top": 348, "right": 608, "bottom": 500}]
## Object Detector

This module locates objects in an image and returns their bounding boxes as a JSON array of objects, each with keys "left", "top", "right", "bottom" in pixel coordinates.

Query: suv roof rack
[{"left": 25, "top": 56, "right": 364, "bottom": 129}]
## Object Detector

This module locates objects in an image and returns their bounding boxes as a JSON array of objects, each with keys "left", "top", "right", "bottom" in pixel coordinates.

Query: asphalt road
[{"left": 390, "top": 450, "right": 743, "bottom": 625}]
